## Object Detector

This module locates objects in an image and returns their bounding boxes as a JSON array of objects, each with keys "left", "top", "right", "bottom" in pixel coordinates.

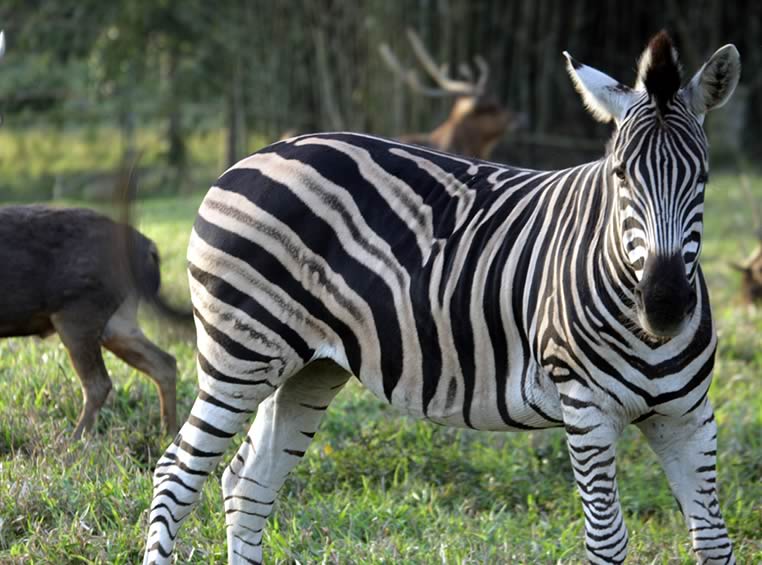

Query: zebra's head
[{"left": 564, "top": 31, "right": 740, "bottom": 338}]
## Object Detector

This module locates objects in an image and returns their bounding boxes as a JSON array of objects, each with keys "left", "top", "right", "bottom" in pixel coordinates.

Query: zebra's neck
[{"left": 524, "top": 157, "right": 641, "bottom": 347}]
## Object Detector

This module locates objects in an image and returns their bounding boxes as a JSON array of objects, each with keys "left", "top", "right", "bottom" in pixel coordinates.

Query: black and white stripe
[{"left": 144, "top": 33, "right": 740, "bottom": 565}]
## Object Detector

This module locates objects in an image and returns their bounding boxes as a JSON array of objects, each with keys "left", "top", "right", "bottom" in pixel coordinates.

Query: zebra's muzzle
[{"left": 634, "top": 253, "right": 697, "bottom": 338}]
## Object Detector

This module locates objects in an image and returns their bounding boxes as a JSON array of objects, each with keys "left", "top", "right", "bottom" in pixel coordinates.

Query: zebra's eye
[
  {"left": 697, "top": 171, "right": 709, "bottom": 184},
  {"left": 613, "top": 165, "right": 626, "bottom": 181}
]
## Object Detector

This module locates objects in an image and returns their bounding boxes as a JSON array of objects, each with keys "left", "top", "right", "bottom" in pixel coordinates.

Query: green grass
[{"left": 1, "top": 173, "right": 761, "bottom": 564}]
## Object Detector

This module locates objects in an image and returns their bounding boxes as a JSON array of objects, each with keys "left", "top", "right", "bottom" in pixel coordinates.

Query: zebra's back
[{"left": 188, "top": 132, "right": 561, "bottom": 430}]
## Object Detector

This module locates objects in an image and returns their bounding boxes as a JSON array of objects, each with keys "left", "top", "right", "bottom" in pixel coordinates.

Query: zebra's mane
[
  {"left": 637, "top": 30, "right": 683, "bottom": 116},
  {"left": 602, "top": 31, "right": 684, "bottom": 156}
]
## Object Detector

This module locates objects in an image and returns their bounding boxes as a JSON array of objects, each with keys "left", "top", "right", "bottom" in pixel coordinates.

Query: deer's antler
[{"left": 379, "top": 29, "right": 489, "bottom": 97}]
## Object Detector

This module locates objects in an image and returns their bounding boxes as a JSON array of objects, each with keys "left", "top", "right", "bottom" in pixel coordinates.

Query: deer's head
[{"left": 380, "top": 30, "right": 520, "bottom": 160}]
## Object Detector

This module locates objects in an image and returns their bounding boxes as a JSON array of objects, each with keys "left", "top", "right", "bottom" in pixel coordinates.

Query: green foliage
[
  {"left": 1, "top": 177, "right": 761, "bottom": 563},
  {"left": 3, "top": 1, "right": 762, "bottom": 177},
  {"left": 0, "top": 125, "right": 270, "bottom": 200}
]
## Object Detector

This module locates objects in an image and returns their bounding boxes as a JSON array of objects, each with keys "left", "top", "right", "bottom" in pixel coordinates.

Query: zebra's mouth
[
  {"left": 634, "top": 285, "right": 697, "bottom": 340},
  {"left": 636, "top": 309, "right": 690, "bottom": 340},
  {"left": 633, "top": 253, "right": 698, "bottom": 340}
]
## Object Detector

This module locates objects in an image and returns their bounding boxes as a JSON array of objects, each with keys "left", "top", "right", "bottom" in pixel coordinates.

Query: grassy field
[{"left": 0, "top": 172, "right": 761, "bottom": 564}]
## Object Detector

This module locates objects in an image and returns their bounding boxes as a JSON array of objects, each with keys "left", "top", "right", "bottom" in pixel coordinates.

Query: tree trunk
[
  {"left": 165, "top": 42, "right": 187, "bottom": 190},
  {"left": 225, "top": 52, "right": 246, "bottom": 167}
]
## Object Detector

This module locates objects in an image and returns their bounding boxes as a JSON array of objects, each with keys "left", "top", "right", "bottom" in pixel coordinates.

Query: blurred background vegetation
[
  {"left": 0, "top": 3, "right": 760, "bottom": 561},
  {"left": 0, "top": 0, "right": 760, "bottom": 201}
]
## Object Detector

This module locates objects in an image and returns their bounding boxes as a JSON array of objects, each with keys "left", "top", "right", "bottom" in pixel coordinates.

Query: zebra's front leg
[
  {"left": 637, "top": 399, "right": 735, "bottom": 564},
  {"left": 563, "top": 409, "right": 627, "bottom": 564},
  {"left": 222, "top": 360, "right": 351, "bottom": 564}
]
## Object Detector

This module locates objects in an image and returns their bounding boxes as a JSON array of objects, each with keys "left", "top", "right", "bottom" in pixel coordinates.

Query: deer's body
[
  {"left": 398, "top": 95, "right": 512, "bottom": 159},
  {"left": 0, "top": 205, "right": 184, "bottom": 437}
]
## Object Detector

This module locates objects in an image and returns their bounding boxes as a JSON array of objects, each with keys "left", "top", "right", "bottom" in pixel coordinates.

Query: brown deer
[
  {"left": 730, "top": 174, "right": 762, "bottom": 304},
  {"left": 0, "top": 161, "right": 191, "bottom": 439},
  {"left": 732, "top": 239, "right": 762, "bottom": 304},
  {"left": 0, "top": 33, "right": 184, "bottom": 438},
  {"left": 379, "top": 29, "right": 523, "bottom": 160}
]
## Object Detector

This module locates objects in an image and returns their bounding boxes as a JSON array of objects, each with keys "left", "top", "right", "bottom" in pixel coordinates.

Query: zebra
[{"left": 143, "top": 32, "right": 740, "bottom": 564}]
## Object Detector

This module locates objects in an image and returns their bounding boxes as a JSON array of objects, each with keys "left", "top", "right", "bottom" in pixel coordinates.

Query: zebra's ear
[
  {"left": 563, "top": 51, "right": 635, "bottom": 123},
  {"left": 683, "top": 44, "right": 741, "bottom": 119}
]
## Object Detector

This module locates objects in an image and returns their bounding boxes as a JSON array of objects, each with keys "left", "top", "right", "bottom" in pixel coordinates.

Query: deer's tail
[
  {"left": 132, "top": 234, "right": 194, "bottom": 324},
  {"left": 115, "top": 155, "right": 194, "bottom": 325}
]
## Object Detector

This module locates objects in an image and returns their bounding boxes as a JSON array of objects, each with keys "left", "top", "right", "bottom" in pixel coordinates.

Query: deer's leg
[
  {"left": 638, "top": 399, "right": 735, "bottom": 564},
  {"left": 222, "top": 360, "right": 351, "bottom": 564},
  {"left": 102, "top": 297, "right": 178, "bottom": 434},
  {"left": 52, "top": 308, "right": 112, "bottom": 440},
  {"left": 561, "top": 400, "right": 627, "bottom": 565}
]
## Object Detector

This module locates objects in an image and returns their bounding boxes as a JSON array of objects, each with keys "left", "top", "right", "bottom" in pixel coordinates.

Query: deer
[
  {"left": 1, "top": 35, "right": 187, "bottom": 439},
  {"left": 0, "top": 157, "right": 192, "bottom": 439},
  {"left": 732, "top": 239, "right": 762, "bottom": 304},
  {"left": 731, "top": 174, "right": 762, "bottom": 304},
  {"left": 379, "top": 29, "right": 524, "bottom": 160}
]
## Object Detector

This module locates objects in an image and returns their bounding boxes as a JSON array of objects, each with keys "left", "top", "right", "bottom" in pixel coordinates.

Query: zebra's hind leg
[
  {"left": 222, "top": 359, "right": 351, "bottom": 564},
  {"left": 142, "top": 368, "right": 278, "bottom": 565},
  {"left": 637, "top": 399, "right": 735, "bottom": 565}
]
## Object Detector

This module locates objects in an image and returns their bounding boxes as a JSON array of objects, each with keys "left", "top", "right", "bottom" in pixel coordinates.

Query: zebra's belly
[{"left": 344, "top": 353, "right": 564, "bottom": 432}]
